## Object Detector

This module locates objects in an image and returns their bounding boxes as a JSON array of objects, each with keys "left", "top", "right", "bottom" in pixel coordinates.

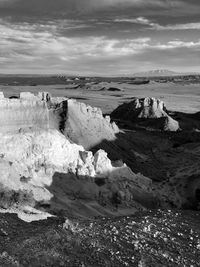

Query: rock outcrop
[
  {"left": 0, "top": 92, "right": 155, "bottom": 219},
  {"left": 0, "top": 129, "right": 154, "bottom": 216},
  {"left": 0, "top": 92, "right": 119, "bottom": 149},
  {"left": 56, "top": 99, "right": 119, "bottom": 149},
  {"left": 111, "top": 97, "right": 180, "bottom": 132},
  {"left": 163, "top": 115, "right": 180, "bottom": 132},
  {"left": 0, "top": 93, "right": 50, "bottom": 133}
]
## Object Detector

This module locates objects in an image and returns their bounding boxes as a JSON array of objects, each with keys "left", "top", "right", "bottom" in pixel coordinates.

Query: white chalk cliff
[
  {"left": 53, "top": 98, "right": 119, "bottom": 149},
  {"left": 0, "top": 91, "right": 119, "bottom": 149},
  {"left": 0, "top": 92, "right": 154, "bottom": 220}
]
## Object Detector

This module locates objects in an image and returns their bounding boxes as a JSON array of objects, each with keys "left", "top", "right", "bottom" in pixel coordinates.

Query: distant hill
[{"left": 133, "top": 69, "right": 182, "bottom": 77}]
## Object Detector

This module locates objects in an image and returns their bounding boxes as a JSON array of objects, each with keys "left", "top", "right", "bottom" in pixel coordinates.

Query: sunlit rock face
[
  {"left": 163, "top": 116, "right": 180, "bottom": 132},
  {"left": 61, "top": 99, "right": 119, "bottom": 149},
  {"left": 0, "top": 92, "right": 119, "bottom": 149},
  {"left": 0, "top": 92, "right": 4, "bottom": 98},
  {"left": 111, "top": 97, "right": 180, "bottom": 132},
  {"left": 0, "top": 129, "right": 155, "bottom": 213},
  {"left": 0, "top": 92, "right": 155, "bottom": 219},
  {"left": 136, "top": 97, "right": 167, "bottom": 118},
  {"left": 0, "top": 129, "right": 84, "bottom": 202},
  {"left": 0, "top": 93, "right": 50, "bottom": 133}
]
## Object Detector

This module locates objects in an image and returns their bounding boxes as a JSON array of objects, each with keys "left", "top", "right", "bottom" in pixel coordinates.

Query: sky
[{"left": 0, "top": 0, "right": 200, "bottom": 75}]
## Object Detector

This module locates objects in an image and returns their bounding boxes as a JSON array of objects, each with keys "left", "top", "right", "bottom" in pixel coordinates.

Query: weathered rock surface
[
  {"left": 0, "top": 91, "right": 119, "bottom": 149},
  {"left": 0, "top": 92, "right": 156, "bottom": 219},
  {"left": 59, "top": 99, "right": 119, "bottom": 149},
  {"left": 0, "top": 129, "right": 154, "bottom": 217},
  {"left": 111, "top": 97, "right": 180, "bottom": 131},
  {"left": 0, "top": 95, "right": 49, "bottom": 133},
  {"left": 163, "top": 115, "right": 180, "bottom": 132},
  {"left": 112, "top": 97, "right": 167, "bottom": 119}
]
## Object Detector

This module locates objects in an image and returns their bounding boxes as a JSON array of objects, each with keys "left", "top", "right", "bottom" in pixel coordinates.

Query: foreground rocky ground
[{"left": 0, "top": 209, "right": 199, "bottom": 267}]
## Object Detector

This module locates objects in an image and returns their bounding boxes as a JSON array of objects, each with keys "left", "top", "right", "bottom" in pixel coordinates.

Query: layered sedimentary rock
[
  {"left": 111, "top": 97, "right": 180, "bottom": 132},
  {"left": 0, "top": 93, "right": 50, "bottom": 132},
  {"left": 0, "top": 92, "right": 155, "bottom": 219},
  {"left": 0, "top": 92, "right": 119, "bottom": 149},
  {"left": 0, "top": 129, "right": 154, "bottom": 214},
  {"left": 56, "top": 99, "right": 119, "bottom": 149}
]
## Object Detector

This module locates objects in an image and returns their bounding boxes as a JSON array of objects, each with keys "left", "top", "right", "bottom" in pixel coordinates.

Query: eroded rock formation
[
  {"left": 0, "top": 92, "right": 50, "bottom": 132},
  {"left": 0, "top": 92, "right": 155, "bottom": 220},
  {"left": 57, "top": 99, "right": 119, "bottom": 149},
  {"left": 111, "top": 97, "right": 180, "bottom": 132},
  {"left": 0, "top": 92, "right": 119, "bottom": 149},
  {"left": 0, "top": 129, "right": 154, "bottom": 217}
]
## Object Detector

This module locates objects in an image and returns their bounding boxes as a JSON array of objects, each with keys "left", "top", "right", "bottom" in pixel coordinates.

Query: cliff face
[
  {"left": 0, "top": 129, "right": 154, "bottom": 218},
  {"left": 61, "top": 99, "right": 119, "bottom": 149},
  {"left": 0, "top": 93, "right": 50, "bottom": 133},
  {"left": 137, "top": 97, "right": 166, "bottom": 118},
  {"left": 0, "top": 92, "right": 155, "bottom": 220},
  {"left": 0, "top": 92, "right": 119, "bottom": 149}
]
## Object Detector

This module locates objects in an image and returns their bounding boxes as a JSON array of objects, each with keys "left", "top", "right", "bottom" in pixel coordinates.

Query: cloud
[
  {"left": 115, "top": 17, "right": 149, "bottom": 24},
  {"left": 87, "top": 0, "right": 169, "bottom": 8},
  {"left": 0, "top": 14, "right": 200, "bottom": 74},
  {"left": 0, "top": 0, "right": 18, "bottom": 6},
  {"left": 154, "top": 22, "right": 200, "bottom": 30},
  {"left": 114, "top": 16, "right": 200, "bottom": 31},
  {"left": 0, "top": 19, "right": 152, "bottom": 71},
  {"left": 114, "top": 17, "right": 156, "bottom": 27},
  {"left": 0, "top": 21, "right": 151, "bottom": 58},
  {"left": 84, "top": 0, "right": 190, "bottom": 11},
  {"left": 0, "top": 0, "right": 189, "bottom": 14},
  {"left": 154, "top": 40, "right": 200, "bottom": 49}
]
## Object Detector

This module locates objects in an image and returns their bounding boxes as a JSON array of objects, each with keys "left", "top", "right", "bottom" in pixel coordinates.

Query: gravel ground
[{"left": 0, "top": 209, "right": 199, "bottom": 266}]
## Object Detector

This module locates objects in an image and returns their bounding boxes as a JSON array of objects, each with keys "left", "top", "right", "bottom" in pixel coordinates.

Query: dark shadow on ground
[
  {"left": 90, "top": 113, "right": 200, "bottom": 183},
  {"left": 39, "top": 169, "right": 158, "bottom": 219}
]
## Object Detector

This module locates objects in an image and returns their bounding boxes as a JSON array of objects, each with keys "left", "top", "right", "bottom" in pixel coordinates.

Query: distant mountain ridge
[{"left": 133, "top": 69, "right": 181, "bottom": 77}]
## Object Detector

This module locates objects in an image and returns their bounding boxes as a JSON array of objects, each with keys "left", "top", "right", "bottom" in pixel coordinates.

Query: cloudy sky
[{"left": 0, "top": 0, "right": 200, "bottom": 75}]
